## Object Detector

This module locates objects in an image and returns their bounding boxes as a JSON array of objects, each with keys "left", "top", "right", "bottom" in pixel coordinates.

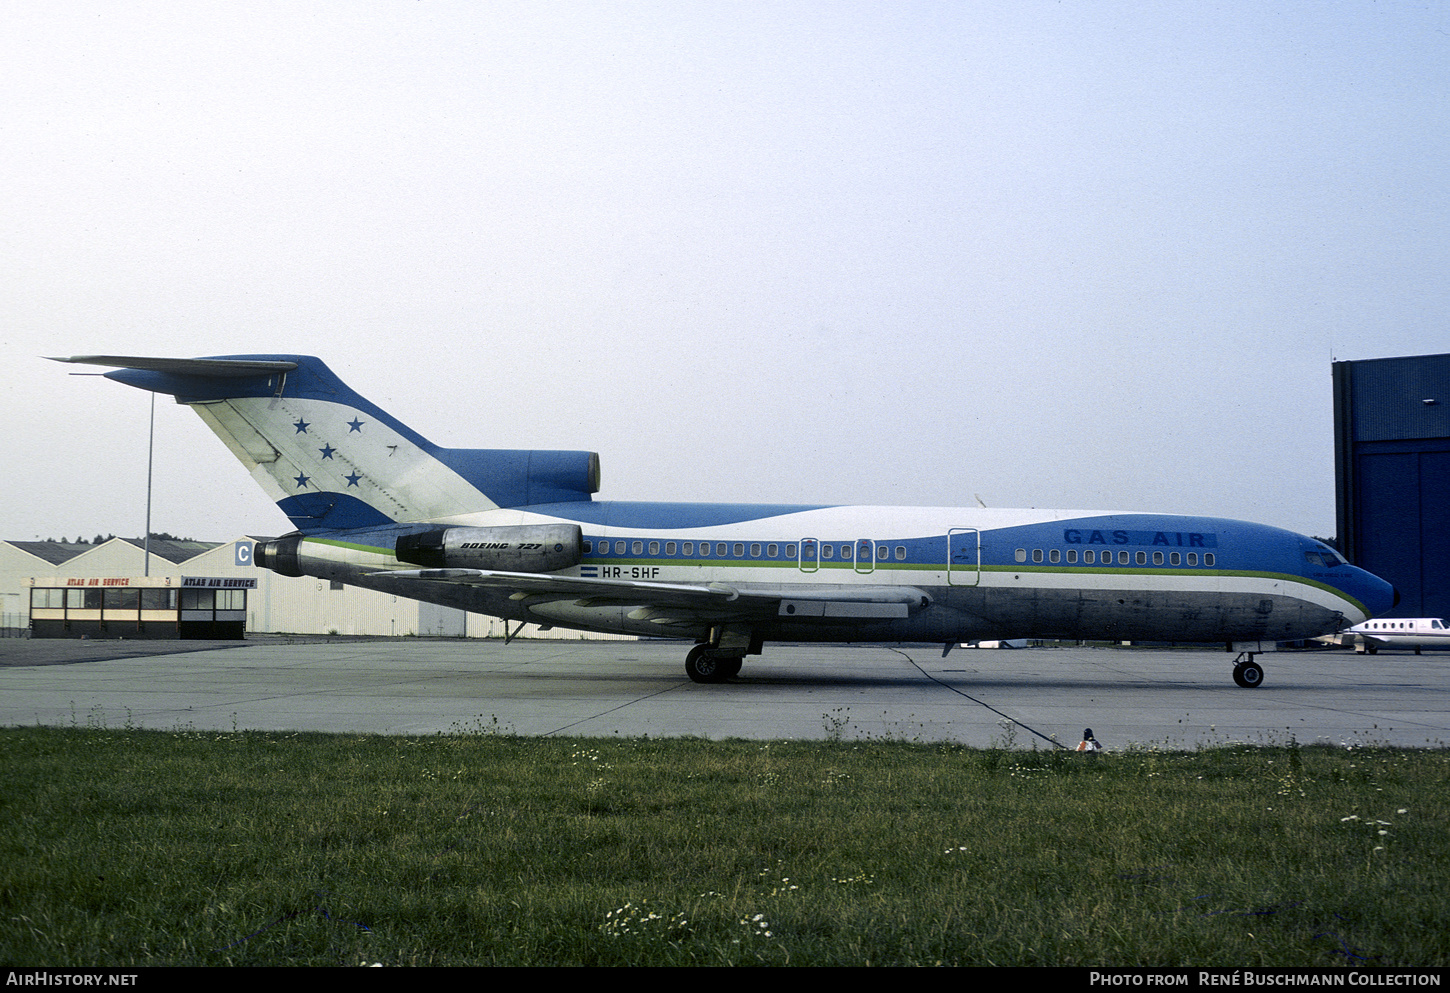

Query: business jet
[
  {"left": 54, "top": 354, "right": 1398, "bottom": 687},
  {"left": 1339, "top": 617, "right": 1450, "bottom": 654}
]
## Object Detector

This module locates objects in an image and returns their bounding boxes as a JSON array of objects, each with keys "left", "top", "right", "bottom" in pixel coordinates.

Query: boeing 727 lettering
[{"left": 54, "top": 354, "right": 1398, "bottom": 687}]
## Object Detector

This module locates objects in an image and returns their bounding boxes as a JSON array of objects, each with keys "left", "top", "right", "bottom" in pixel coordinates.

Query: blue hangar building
[{"left": 1334, "top": 351, "right": 1450, "bottom": 620}]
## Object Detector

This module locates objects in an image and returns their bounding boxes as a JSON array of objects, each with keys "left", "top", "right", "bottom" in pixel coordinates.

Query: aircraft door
[
  {"left": 799, "top": 538, "right": 819, "bottom": 573},
  {"left": 948, "top": 529, "right": 980, "bottom": 586},
  {"left": 855, "top": 539, "right": 875, "bottom": 574}
]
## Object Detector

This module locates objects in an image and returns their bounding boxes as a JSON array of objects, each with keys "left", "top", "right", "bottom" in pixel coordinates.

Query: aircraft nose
[{"left": 1357, "top": 569, "right": 1398, "bottom": 618}]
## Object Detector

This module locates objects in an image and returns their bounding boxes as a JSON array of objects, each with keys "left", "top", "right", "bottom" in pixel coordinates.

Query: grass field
[{"left": 1, "top": 720, "right": 1446, "bottom": 967}]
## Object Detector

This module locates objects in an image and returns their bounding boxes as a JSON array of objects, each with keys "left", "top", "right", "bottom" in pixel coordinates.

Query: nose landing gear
[{"left": 1231, "top": 652, "right": 1264, "bottom": 688}]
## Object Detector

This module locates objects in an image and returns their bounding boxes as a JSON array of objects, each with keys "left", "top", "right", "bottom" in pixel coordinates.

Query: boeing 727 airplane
[{"left": 54, "top": 354, "right": 1398, "bottom": 687}]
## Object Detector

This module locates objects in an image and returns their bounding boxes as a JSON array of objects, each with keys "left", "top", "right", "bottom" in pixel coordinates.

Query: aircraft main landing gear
[
  {"left": 685, "top": 645, "right": 743, "bottom": 684},
  {"left": 1231, "top": 652, "right": 1264, "bottom": 688}
]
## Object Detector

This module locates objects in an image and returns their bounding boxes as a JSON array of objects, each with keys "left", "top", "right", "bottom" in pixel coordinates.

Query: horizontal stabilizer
[{"left": 49, "top": 355, "right": 299, "bottom": 377}]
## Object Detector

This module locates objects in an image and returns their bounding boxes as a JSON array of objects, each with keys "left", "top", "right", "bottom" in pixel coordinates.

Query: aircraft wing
[{"left": 383, "top": 568, "right": 929, "bottom": 625}]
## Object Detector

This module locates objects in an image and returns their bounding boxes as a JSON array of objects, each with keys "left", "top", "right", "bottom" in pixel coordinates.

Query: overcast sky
[{"left": 4, "top": 1, "right": 1446, "bottom": 543}]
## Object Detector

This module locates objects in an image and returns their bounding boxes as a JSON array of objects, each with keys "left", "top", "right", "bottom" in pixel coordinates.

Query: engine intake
[{"left": 395, "top": 524, "right": 582, "bottom": 573}]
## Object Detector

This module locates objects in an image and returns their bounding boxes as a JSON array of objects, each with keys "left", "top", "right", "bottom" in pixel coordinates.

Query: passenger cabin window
[
  {"left": 895, "top": 546, "right": 906, "bottom": 561},
  {"left": 1015, "top": 548, "right": 1027, "bottom": 563}
]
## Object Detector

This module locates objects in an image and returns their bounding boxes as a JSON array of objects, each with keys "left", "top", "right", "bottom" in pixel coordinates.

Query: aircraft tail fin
[{"left": 53, "top": 355, "right": 599, "bottom": 533}]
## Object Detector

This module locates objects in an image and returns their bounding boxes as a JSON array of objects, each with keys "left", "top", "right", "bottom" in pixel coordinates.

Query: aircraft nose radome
[{"left": 1359, "top": 571, "right": 1398, "bottom": 618}]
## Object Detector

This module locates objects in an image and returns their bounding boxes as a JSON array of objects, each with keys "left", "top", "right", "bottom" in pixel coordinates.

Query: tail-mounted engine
[
  {"left": 394, "top": 524, "right": 582, "bottom": 573},
  {"left": 253, "top": 533, "right": 304, "bottom": 577}
]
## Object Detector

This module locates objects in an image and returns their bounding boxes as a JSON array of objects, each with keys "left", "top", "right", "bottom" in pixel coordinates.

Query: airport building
[
  {"left": 1333, "top": 351, "right": 1450, "bottom": 619},
  {"left": 1, "top": 536, "right": 632, "bottom": 641}
]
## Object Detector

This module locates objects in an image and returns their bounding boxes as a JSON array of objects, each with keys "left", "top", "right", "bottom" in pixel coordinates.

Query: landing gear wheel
[
  {"left": 720, "top": 656, "right": 743, "bottom": 679},
  {"left": 1233, "top": 660, "right": 1264, "bottom": 688},
  {"left": 685, "top": 645, "right": 737, "bottom": 684}
]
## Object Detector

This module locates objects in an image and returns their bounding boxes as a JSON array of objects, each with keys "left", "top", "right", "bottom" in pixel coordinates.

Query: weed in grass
[{"left": 822, "top": 707, "right": 850, "bottom": 741}]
